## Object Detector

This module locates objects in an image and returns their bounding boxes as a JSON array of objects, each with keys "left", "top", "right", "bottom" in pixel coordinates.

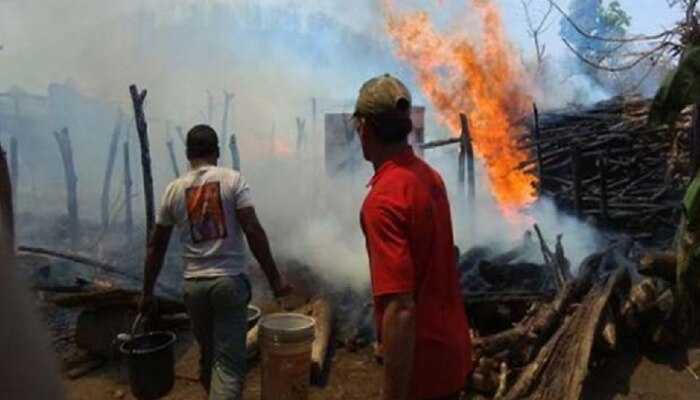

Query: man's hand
[
  {"left": 137, "top": 292, "right": 154, "bottom": 314},
  {"left": 381, "top": 293, "right": 415, "bottom": 400},
  {"left": 271, "top": 276, "right": 292, "bottom": 298}
]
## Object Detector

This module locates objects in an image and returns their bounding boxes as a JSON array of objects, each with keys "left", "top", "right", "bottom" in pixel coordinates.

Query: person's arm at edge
[
  {"left": 236, "top": 206, "right": 290, "bottom": 297},
  {"left": 138, "top": 224, "right": 173, "bottom": 311},
  {"left": 381, "top": 292, "right": 416, "bottom": 400}
]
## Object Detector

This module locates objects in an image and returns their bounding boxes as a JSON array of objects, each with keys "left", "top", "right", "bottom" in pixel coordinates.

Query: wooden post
[
  {"left": 598, "top": 156, "right": 609, "bottom": 224},
  {"left": 9, "top": 137, "right": 18, "bottom": 205},
  {"left": 166, "top": 138, "right": 180, "bottom": 178},
  {"left": 221, "top": 91, "right": 234, "bottom": 145},
  {"left": 458, "top": 115, "right": 467, "bottom": 195},
  {"left": 0, "top": 142, "right": 15, "bottom": 255},
  {"left": 176, "top": 125, "right": 186, "bottom": 147},
  {"left": 296, "top": 117, "right": 306, "bottom": 154},
  {"left": 533, "top": 103, "right": 543, "bottom": 195},
  {"left": 206, "top": 90, "right": 214, "bottom": 125},
  {"left": 129, "top": 84, "right": 155, "bottom": 237},
  {"left": 570, "top": 142, "right": 582, "bottom": 218},
  {"left": 53, "top": 127, "right": 79, "bottom": 244},
  {"left": 101, "top": 111, "right": 122, "bottom": 231},
  {"left": 229, "top": 133, "right": 241, "bottom": 171},
  {"left": 460, "top": 113, "right": 476, "bottom": 202},
  {"left": 123, "top": 142, "right": 133, "bottom": 237}
]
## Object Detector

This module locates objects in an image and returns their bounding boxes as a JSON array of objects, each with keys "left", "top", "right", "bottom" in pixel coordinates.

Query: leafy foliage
[{"left": 649, "top": 45, "right": 700, "bottom": 126}]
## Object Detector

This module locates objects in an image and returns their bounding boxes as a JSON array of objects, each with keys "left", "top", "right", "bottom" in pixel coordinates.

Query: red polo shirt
[{"left": 360, "top": 146, "right": 473, "bottom": 400}]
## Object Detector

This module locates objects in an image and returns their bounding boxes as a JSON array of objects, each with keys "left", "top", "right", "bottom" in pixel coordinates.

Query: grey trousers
[{"left": 183, "top": 275, "right": 251, "bottom": 400}]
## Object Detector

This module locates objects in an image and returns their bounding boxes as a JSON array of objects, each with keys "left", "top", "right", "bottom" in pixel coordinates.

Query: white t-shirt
[{"left": 156, "top": 165, "right": 253, "bottom": 278}]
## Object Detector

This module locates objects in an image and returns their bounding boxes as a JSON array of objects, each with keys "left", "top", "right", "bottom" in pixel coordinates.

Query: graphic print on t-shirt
[{"left": 185, "top": 182, "right": 228, "bottom": 243}]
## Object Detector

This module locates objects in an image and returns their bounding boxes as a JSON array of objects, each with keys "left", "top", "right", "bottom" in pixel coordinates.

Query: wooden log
[
  {"left": 129, "top": 84, "right": 155, "bottom": 237},
  {"left": 638, "top": 251, "right": 677, "bottom": 282},
  {"left": 17, "top": 245, "right": 179, "bottom": 297},
  {"left": 310, "top": 297, "right": 332, "bottom": 382},
  {"left": 9, "top": 136, "right": 17, "bottom": 205},
  {"left": 229, "top": 133, "right": 241, "bottom": 171},
  {"left": 46, "top": 288, "right": 185, "bottom": 312},
  {"left": 419, "top": 136, "right": 461, "bottom": 150},
  {"left": 246, "top": 324, "right": 259, "bottom": 360},
  {"left": 123, "top": 142, "right": 133, "bottom": 236},
  {"left": 101, "top": 111, "right": 122, "bottom": 230},
  {"left": 504, "top": 265, "right": 629, "bottom": 400},
  {"left": 53, "top": 127, "right": 79, "bottom": 245},
  {"left": 0, "top": 142, "right": 15, "bottom": 255}
]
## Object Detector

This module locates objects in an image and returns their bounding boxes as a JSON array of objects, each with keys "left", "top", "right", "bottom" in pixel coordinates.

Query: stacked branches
[{"left": 519, "top": 96, "right": 692, "bottom": 245}]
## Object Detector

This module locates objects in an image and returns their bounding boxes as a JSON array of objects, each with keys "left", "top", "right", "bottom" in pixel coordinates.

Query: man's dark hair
[
  {"left": 364, "top": 116, "right": 413, "bottom": 145},
  {"left": 186, "top": 124, "right": 220, "bottom": 159}
]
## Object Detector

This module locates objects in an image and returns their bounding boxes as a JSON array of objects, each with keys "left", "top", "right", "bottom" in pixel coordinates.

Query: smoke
[{"left": 2, "top": 0, "right": 603, "bottom": 293}]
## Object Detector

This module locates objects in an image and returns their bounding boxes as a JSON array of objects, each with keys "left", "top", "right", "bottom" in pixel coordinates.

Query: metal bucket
[
  {"left": 259, "top": 313, "right": 315, "bottom": 400},
  {"left": 120, "top": 331, "right": 177, "bottom": 400}
]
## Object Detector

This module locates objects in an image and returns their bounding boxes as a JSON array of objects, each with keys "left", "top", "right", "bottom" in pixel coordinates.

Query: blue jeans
[{"left": 183, "top": 275, "right": 251, "bottom": 400}]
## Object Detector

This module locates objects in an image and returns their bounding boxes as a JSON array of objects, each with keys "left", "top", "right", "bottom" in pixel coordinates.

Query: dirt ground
[
  {"left": 64, "top": 333, "right": 700, "bottom": 400},
  {"left": 65, "top": 333, "right": 383, "bottom": 400}
]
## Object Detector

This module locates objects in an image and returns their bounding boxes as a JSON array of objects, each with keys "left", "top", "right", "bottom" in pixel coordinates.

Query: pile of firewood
[
  {"left": 519, "top": 96, "right": 693, "bottom": 245},
  {"left": 466, "top": 239, "right": 675, "bottom": 399}
]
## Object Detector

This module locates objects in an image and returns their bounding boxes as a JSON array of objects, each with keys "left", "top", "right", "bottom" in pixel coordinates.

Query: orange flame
[{"left": 383, "top": 0, "right": 536, "bottom": 209}]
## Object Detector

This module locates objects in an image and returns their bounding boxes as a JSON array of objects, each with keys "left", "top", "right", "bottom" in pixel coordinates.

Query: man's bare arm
[
  {"left": 139, "top": 224, "right": 173, "bottom": 311},
  {"left": 236, "top": 207, "right": 290, "bottom": 297},
  {"left": 381, "top": 293, "right": 416, "bottom": 400}
]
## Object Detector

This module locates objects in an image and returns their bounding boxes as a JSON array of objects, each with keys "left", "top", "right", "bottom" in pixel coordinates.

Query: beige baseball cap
[{"left": 353, "top": 74, "right": 412, "bottom": 120}]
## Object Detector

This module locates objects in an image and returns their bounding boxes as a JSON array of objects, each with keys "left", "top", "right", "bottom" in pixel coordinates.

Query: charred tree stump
[
  {"left": 166, "top": 138, "right": 180, "bottom": 178},
  {"left": 101, "top": 111, "right": 122, "bottom": 231},
  {"left": 0, "top": 142, "right": 15, "bottom": 255},
  {"left": 9, "top": 137, "right": 17, "bottom": 205},
  {"left": 123, "top": 142, "right": 133, "bottom": 237},
  {"left": 53, "top": 127, "right": 79, "bottom": 245},
  {"left": 229, "top": 133, "right": 241, "bottom": 171},
  {"left": 221, "top": 91, "right": 234, "bottom": 145},
  {"left": 129, "top": 84, "right": 155, "bottom": 237}
]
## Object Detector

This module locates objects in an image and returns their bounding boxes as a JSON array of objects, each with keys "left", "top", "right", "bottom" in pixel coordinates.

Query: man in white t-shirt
[{"left": 138, "top": 124, "right": 290, "bottom": 400}]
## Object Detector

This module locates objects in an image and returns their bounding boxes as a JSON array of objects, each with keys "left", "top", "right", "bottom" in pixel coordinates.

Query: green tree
[{"left": 560, "top": 0, "right": 631, "bottom": 85}]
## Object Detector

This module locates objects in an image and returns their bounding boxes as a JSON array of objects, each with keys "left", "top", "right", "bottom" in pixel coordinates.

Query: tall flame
[{"left": 383, "top": 0, "right": 536, "bottom": 209}]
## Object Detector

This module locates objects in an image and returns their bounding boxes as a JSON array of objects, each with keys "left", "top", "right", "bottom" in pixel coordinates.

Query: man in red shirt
[{"left": 354, "top": 74, "right": 473, "bottom": 400}]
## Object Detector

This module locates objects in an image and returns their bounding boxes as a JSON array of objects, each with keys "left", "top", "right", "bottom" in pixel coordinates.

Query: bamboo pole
[
  {"left": 129, "top": 84, "right": 155, "bottom": 237},
  {"left": 101, "top": 111, "right": 122, "bottom": 230}
]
